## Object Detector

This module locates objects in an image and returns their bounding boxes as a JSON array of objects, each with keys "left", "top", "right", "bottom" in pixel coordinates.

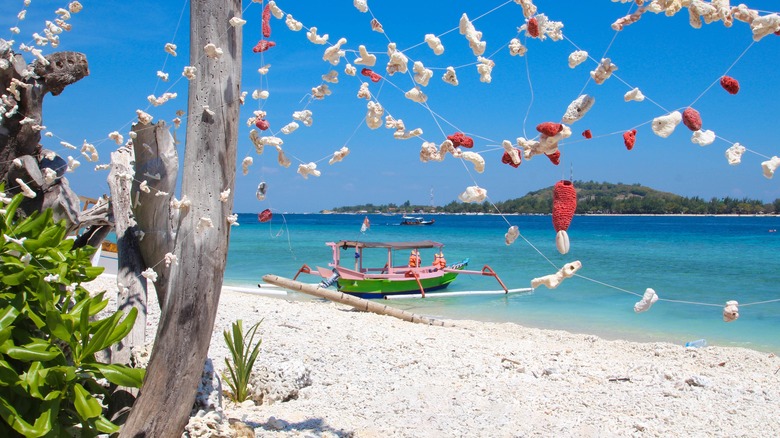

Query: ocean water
[{"left": 225, "top": 213, "right": 780, "bottom": 353}]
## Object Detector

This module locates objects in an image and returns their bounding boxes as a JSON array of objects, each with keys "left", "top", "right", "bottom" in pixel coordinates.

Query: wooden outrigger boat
[{"left": 293, "top": 240, "right": 518, "bottom": 299}]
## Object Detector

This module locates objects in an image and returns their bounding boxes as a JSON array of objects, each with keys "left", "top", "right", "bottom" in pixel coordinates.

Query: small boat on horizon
[{"left": 400, "top": 215, "right": 435, "bottom": 226}]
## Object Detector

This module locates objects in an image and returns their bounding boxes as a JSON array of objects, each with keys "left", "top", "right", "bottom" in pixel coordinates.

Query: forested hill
[{"left": 330, "top": 181, "right": 779, "bottom": 215}]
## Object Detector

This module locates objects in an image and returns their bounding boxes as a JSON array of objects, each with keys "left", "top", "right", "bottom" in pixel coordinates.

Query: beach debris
[
  {"left": 256, "top": 182, "right": 267, "bottom": 201},
  {"left": 537, "top": 122, "right": 563, "bottom": 137},
  {"left": 371, "top": 18, "right": 384, "bottom": 33},
  {"left": 136, "top": 109, "right": 153, "bottom": 125},
  {"left": 527, "top": 16, "right": 540, "bottom": 37},
  {"left": 723, "top": 300, "right": 739, "bottom": 322},
  {"left": 448, "top": 132, "right": 474, "bottom": 148},
  {"left": 634, "top": 288, "right": 659, "bottom": 313},
  {"left": 258, "top": 208, "right": 272, "bottom": 222},
  {"left": 242, "top": 157, "right": 253, "bottom": 175},
  {"left": 15, "top": 178, "right": 36, "bottom": 198},
  {"left": 425, "top": 34, "right": 445, "bottom": 55},
  {"left": 413, "top": 61, "right": 433, "bottom": 86},
  {"left": 164, "top": 252, "right": 178, "bottom": 268},
  {"left": 477, "top": 56, "right": 495, "bottom": 83},
  {"left": 691, "top": 129, "right": 716, "bottom": 146},
  {"left": 750, "top": 13, "right": 780, "bottom": 41},
  {"left": 292, "top": 110, "right": 313, "bottom": 126},
  {"left": 165, "top": 43, "right": 177, "bottom": 56},
  {"left": 307, "top": 27, "right": 328, "bottom": 44},
  {"left": 267, "top": 0, "right": 283, "bottom": 18},
  {"left": 323, "top": 38, "right": 347, "bottom": 65},
  {"left": 720, "top": 75, "right": 739, "bottom": 94},
  {"left": 562, "top": 95, "right": 595, "bottom": 124},
  {"left": 286, "top": 14, "right": 303, "bottom": 31},
  {"left": 229, "top": 17, "right": 246, "bottom": 28},
  {"left": 442, "top": 66, "right": 459, "bottom": 85},
  {"left": 546, "top": 151, "right": 561, "bottom": 165},
  {"left": 590, "top": 58, "right": 617, "bottom": 85},
  {"left": 109, "top": 131, "right": 124, "bottom": 145},
  {"left": 501, "top": 140, "right": 522, "bottom": 167},
  {"left": 612, "top": 8, "right": 645, "bottom": 31},
  {"left": 227, "top": 214, "right": 239, "bottom": 226},
  {"left": 204, "top": 43, "right": 223, "bottom": 59},
  {"left": 624, "top": 129, "right": 637, "bottom": 150},
  {"left": 508, "top": 38, "right": 527, "bottom": 56},
  {"left": 419, "top": 142, "right": 441, "bottom": 162},
  {"left": 582, "top": 129, "right": 592, "bottom": 139},
  {"left": 355, "top": 45, "right": 377, "bottom": 66},
  {"left": 552, "top": 180, "right": 577, "bottom": 254},
  {"left": 141, "top": 267, "right": 158, "bottom": 282},
  {"left": 183, "top": 66, "right": 197, "bottom": 80},
  {"left": 361, "top": 67, "right": 382, "bottom": 83},
  {"left": 459, "top": 13, "right": 486, "bottom": 56},
  {"left": 624, "top": 87, "right": 645, "bottom": 102},
  {"left": 404, "top": 87, "right": 427, "bottom": 103},
  {"left": 762, "top": 156, "right": 780, "bottom": 178},
  {"left": 354, "top": 0, "right": 368, "bottom": 13},
  {"left": 682, "top": 107, "right": 702, "bottom": 131},
  {"left": 322, "top": 70, "right": 338, "bottom": 83},
  {"left": 386, "top": 42, "right": 409, "bottom": 75},
  {"left": 366, "top": 101, "right": 384, "bottom": 129},
  {"left": 568, "top": 50, "right": 588, "bottom": 68},
  {"left": 505, "top": 225, "right": 519, "bottom": 245},
  {"left": 329, "top": 146, "right": 350, "bottom": 165},
  {"left": 345, "top": 64, "right": 357, "bottom": 76},
  {"left": 651, "top": 111, "right": 682, "bottom": 138},
  {"left": 276, "top": 146, "right": 291, "bottom": 168},
  {"left": 255, "top": 119, "right": 270, "bottom": 131},
  {"left": 197, "top": 217, "right": 214, "bottom": 233},
  {"left": 531, "top": 260, "right": 582, "bottom": 289},
  {"left": 725, "top": 143, "right": 746, "bottom": 165},
  {"left": 458, "top": 185, "right": 487, "bottom": 203},
  {"left": 253, "top": 40, "right": 276, "bottom": 53},
  {"left": 297, "top": 162, "right": 320, "bottom": 179},
  {"left": 461, "top": 151, "right": 485, "bottom": 173},
  {"left": 311, "top": 84, "right": 331, "bottom": 99},
  {"left": 219, "top": 188, "right": 230, "bottom": 202},
  {"left": 357, "top": 82, "right": 371, "bottom": 100}
]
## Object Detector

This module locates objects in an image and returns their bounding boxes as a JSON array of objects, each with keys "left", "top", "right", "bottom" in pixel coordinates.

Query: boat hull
[{"left": 336, "top": 271, "right": 460, "bottom": 298}]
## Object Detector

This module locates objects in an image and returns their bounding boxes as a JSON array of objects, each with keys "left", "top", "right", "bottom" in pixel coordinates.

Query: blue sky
[{"left": 3, "top": 1, "right": 780, "bottom": 213}]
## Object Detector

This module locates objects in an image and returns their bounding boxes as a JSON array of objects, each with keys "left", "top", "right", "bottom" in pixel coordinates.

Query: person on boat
[
  {"left": 433, "top": 250, "right": 447, "bottom": 270},
  {"left": 408, "top": 249, "right": 421, "bottom": 267}
]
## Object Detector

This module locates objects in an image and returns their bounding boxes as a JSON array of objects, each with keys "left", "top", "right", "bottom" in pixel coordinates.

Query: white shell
[{"left": 555, "top": 230, "right": 570, "bottom": 255}]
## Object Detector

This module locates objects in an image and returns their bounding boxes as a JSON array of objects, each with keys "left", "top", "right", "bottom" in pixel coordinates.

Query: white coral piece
[{"left": 651, "top": 111, "right": 682, "bottom": 138}]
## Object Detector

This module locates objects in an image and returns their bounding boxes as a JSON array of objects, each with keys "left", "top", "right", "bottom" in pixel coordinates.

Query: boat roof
[{"left": 327, "top": 240, "right": 444, "bottom": 250}]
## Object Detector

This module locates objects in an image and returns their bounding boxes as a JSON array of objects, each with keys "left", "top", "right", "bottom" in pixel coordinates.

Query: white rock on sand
[{"left": 87, "top": 275, "right": 780, "bottom": 437}]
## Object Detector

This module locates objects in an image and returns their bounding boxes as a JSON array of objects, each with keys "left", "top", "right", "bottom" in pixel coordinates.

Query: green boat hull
[{"left": 337, "top": 271, "right": 460, "bottom": 298}]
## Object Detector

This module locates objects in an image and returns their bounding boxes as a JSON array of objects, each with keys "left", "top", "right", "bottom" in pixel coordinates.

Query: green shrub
[
  {"left": 0, "top": 191, "right": 145, "bottom": 436},
  {"left": 222, "top": 320, "right": 263, "bottom": 403}
]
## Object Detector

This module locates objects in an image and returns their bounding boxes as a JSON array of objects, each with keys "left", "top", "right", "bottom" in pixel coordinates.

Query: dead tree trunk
[{"left": 120, "top": 0, "right": 242, "bottom": 435}]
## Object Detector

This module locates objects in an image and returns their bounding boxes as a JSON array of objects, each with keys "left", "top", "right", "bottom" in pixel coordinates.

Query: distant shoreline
[{"left": 282, "top": 212, "right": 780, "bottom": 217}]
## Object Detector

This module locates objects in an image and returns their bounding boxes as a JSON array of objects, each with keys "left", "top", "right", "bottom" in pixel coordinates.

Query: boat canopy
[{"left": 327, "top": 240, "right": 444, "bottom": 250}]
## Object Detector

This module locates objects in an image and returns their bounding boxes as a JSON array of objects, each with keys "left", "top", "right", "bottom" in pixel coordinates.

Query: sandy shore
[{"left": 87, "top": 275, "right": 780, "bottom": 437}]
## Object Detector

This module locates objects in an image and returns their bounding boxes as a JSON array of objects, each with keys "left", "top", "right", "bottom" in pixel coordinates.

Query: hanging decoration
[{"left": 552, "top": 180, "right": 577, "bottom": 254}]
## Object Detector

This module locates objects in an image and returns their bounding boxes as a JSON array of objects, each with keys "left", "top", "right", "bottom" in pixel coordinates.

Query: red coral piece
[
  {"left": 360, "top": 68, "right": 382, "bottom": 83},
  {"left": 536, "top": 122, "right": 563, "bottom": 137},
  {"left": 720, "top": 76, "right": 739, "bottom": 94},
  {"left": 546, "top": 150, "right": 561, "bottom": 165},
  {"left": 253, "top": 40, "right": 276, "bottom": 53},
  {"left": 447, "top": 132, "right": 474, "bottom": 148},
  {"left": 262, "top": 4, "right": 272, "bottom": 38},
  {"left": 552, "top": 180, "right": 577, "bottom": 232},
  {"left": 582, "top": 129, "right": 592, "bottom": 139},
  {"left": 623, "top": 129, "right": 637, "bottom": 150},
  {"left": 258, "top": 209, "right": 272, "bottom": 223},
  {"left": 527, "top": 17, "right": 540, "bottom": 38},
  {"left": 501, "top": 149, "right": 522, "bottom": 168},
  {"left": 255, "top": 119, "right": 270, "bottom": 130},
  {"left": 682, "top": 107, "right": 702, "bottom": 131}
]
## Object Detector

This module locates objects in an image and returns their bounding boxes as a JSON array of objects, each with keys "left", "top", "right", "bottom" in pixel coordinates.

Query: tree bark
[
  {"left": 107, "top": 147, "right": 148, "bottom": 366},
  {"left": 120, "top": 0, "right": 242, "bottom": 435}
]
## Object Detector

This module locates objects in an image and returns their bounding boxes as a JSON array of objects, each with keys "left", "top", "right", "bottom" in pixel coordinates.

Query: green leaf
[
  {"left": 93, "top": 414, "right": 120, "bottom": 434},
  {"left": 72, "top": 383, "right": 101, "bottom": 420},
  {"left": 0, "top": 265, "right": 34, "bottom": 286},
  {"left": 0, "top": 395, "right": 53, "bottom": 437},
  {"left": 0, "top": 306, "right": 19, "bottom": 330},
  {"left": 103, "top": 307, "right": 137, "bottom": 347},
  {"left": 1, "top": 340, "right": 60, "bottom": 362},
  {"left": 88, "top": 363, "right": 145, "bottom": 388},
  {"left": 44, "top": 310, "right": 71, "bottom": 342}
]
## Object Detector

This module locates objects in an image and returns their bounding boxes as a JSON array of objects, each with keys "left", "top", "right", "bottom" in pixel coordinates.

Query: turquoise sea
[{"left": 224, "top": 213, "right": 780, "bottom": 353}]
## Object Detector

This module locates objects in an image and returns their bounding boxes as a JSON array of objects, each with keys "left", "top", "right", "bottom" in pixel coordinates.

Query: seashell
[{"left": 556, "top": 230, "right": 570, "bottom": 255}]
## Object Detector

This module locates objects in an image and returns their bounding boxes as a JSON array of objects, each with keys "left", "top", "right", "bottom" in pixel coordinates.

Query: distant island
[{"left": 327, "top": 181, "right": 780, "bottom": 215}]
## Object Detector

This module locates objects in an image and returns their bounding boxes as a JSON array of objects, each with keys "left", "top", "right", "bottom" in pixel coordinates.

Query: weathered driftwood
[
  {"left": 130, "top": 121, "right": 178, "bottom": 304},
  {"left": 262, "top": 275, "right": 453, "bottom": 327},
  {"left": 107, "top": 147, "right": 147, "bottom": 366},
  {"left": 0, "top": 39, "right": 89, "bottom": 229},
  {"left": 120, "top": 0, "right": 243, "bottom": 435}
]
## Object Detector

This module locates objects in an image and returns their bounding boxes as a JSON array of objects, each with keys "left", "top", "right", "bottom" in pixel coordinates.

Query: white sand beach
[{"left": 87, "top": 275, "right": 780, "bottom": 437}]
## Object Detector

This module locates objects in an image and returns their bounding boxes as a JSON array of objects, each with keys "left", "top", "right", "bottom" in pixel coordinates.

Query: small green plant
[
  {"left": 0, "top": 189, "right": 145, "bottom": 436},
  {"left": 222, "top": 319, "right": 263, "bottom": 403}
]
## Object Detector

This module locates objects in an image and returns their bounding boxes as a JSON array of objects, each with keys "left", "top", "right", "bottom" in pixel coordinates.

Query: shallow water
[{"left": 225, "top": 213, "right": 780, "bottom": 352}]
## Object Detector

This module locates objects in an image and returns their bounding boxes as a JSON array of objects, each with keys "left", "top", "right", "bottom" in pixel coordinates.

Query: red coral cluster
[
  {"left": 623, "top": 129, "right": 637, "bottom": 150},
  {"left": 720, "top": 76, "right": 739, "bottom": 94},
  {"left": 536, "top": 122, "right": 563, "bottom": 137},
  {"left": 255, "top": 119, "right": 270, "bottom": 130},
  {"left": 546, "top": 150, "right": 561, "bottom": 165},
  {"left": 253, "top": 40, "right": 276, "bottom": 53},
  {"left": 447, "top": 132, "right": 474, "bottom": 148},
  {"left": 582, "top": 129, "right": 592, "bottom": 139},
  {"left": 682, "top": 107, "right": 702, "bottom": 131},
  {"left": 552, "top": 180, "right": 577, "bottom": 232},
  {"left": 262, "top": 4, "right": 272, "bottom": 38},
  {"left": 527, "top": 17, "right": 540, "bottom": 38},
  {"left": 258, "top": 209, "right": 272, "bottom": 223},
  {"left": 501, "top": 149, "right": 522, "bottom": 168},
  {"left": 361, "top": 68, "right": 382, "bottom": 83}
]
